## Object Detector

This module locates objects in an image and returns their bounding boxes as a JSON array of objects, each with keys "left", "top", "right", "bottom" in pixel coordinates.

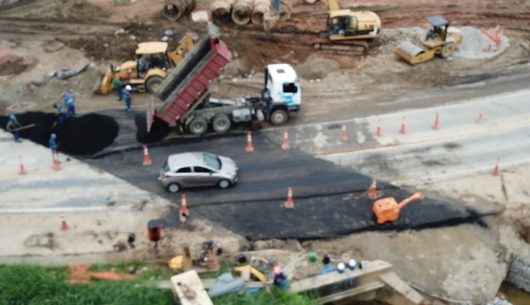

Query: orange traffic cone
[
  {"left": 432, "top": 113, "right": 440, "bottom": 130},
  {"left": 367, "top": 179, "right": 381, "bottom": 200},
  {"left": 492, "top": 158, "right": 500, "bottom": 176},
  {"left": 245, "top": 131, "right": 255, "bottom": 153},
  {"left": 61, "top": 219, "right": 69, "bottom": 231},
  {"left": 143, "top": 145, "right": 152, "bottom": 166},
  {"left": 179, "top": 193, "right": 190, "bottom": 223},
  {"left": 18, "top": 156, "right": 27, "bottom": 175},
  {"left": 281, "top": 131, "right": 289, "bottom": 151},
  {"left": 399, "top": 117, "right": 407, "bottom": 135},
  {"left": 340, "top": 124, "right": 348, "bottom": 143},
  {"left": 284, "top": 187, "right": 295, "bottom": 208}
]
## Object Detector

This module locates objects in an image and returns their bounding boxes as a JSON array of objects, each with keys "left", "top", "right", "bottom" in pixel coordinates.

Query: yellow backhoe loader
[
  {"left": 394, "top": 16, "right": 463, "bottom": 65},
  {"left": 325, "top": 0, "right": 381, "bottom": 41},
  {"left": 96, "top": 33, "right": 196, "bottom": 95}
]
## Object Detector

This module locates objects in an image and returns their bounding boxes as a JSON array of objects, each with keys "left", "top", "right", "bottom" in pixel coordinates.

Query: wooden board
[
  {"left": 379, "top": 272, "right": 423, "bottom": 305},
  {"left": 289, "top": 260, "right": 392, "bottom": 293},
  {"left": 170, "top": 270, "right": 214, "bottom": 305}
]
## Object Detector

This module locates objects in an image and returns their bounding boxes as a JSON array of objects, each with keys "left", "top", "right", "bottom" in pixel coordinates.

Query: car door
[
  {"left": 174, "top": 166, "right": 193, "bottom": 187},
  {"left": 192, "top": 166, "right": 218, "bottom": 187}
]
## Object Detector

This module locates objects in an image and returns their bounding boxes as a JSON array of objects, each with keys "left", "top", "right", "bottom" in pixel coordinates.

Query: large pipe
[
  {"left": 161, "top": 0, "right": 194, "bottom": 21},
  {"left": 210, "top": 0, "right": 234, "bottom": 23},
  {"left": 251, "top": 0, "right": 270, "bottom": 25},
  {"left": 231, "top": 0, "right": 253, "bottom": 25}
]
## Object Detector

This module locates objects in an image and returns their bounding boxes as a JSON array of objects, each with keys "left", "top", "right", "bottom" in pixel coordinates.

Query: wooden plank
[
  {"left": 170, "top": 270, "right": 214, "bottom": 305},
  {"left": 379, "top": 272, "right": 423, "bottom": 305},
  {"left": 289, "top": 260, "right": 392, "bottom": 293},
  {"left": 316, "top": 280, "right": 385, "bottom": 304}
]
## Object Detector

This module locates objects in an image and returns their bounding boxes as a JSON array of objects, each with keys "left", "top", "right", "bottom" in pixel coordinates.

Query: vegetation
[{"left": 0, "top": 264, "right": 317, "bottom": 305}]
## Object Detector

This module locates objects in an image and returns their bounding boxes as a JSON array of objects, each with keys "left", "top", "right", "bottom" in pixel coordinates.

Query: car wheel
[
  {"left": 166, "top": 183, "right": 180, "bottom": 193},
  {"left": 218, "top": 179, "right": 231, "bottom": 189},
  {"left": 188, "top": 118, "right": 208, "bottom": 135},
  {"left": 270, "top": 109, "right": 288, "bottom": 125},
  {"left": 212, "top": 114, "right": 231, "bottom": 133}
]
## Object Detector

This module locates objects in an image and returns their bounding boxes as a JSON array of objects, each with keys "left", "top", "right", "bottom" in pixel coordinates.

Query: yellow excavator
[
  {"left": 394, "top": 16, "right": 463, "bottom": 65},
  {"left": 96, "top": 33, "right": 196, "bottom": 95},
  {"left": 325, "top": 0, "right": 381, "bottom": 41}
]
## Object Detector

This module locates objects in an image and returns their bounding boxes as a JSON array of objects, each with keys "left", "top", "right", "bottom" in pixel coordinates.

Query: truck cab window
[{"left": 283, "top": 83, "right": 298, "bottom": 93}]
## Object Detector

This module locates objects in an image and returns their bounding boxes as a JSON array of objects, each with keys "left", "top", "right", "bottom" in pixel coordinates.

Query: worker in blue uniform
[{"left": 6, "top": 114, "right": 22, "bottom": 142}]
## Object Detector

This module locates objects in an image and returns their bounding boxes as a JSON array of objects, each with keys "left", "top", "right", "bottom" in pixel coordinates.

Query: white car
[{"left": 158, "top": 152, "right": 239, "bottom": 193}]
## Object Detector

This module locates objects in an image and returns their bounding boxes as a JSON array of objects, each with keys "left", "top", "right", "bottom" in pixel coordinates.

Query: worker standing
[
  {"left": 122, "top": 85, "right": 133, "bottom": 111},
  {"left": 49, "top": 133, "right": 59, "bottom": 160},
  {"left": 6, "top": 114, "right": 22, "bottom": 143},
  {"left": 63, "top": 90, "right": 76, "bottom": 118},
  {"left": 111, "top": 77, "right": 125, "bottom": 101}
]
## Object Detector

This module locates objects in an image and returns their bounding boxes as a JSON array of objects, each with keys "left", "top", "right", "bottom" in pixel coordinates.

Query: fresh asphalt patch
[{"left": 87, "top": 122, "right": 497, "bottom": 240}]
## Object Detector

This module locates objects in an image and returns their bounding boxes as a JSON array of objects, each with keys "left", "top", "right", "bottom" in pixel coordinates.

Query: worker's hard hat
[
  {"left": 51, "top": 133, "right": 57, "bottom": 138},
  {"left": 9, "top": 114, "right": 16, "bottom": 120},
  {"left": 337, "top": 262, "right": 346, "bottom": 273},
  {"left": 347, "top": 259, "right": 357, "bottom": 270},
  {"left": 125, "top": 85, "right": 132, "bottom": 91}
]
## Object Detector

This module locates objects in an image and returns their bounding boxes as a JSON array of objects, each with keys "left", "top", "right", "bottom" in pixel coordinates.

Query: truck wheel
[
  {"left": 145, "top": 76, "right": 164, "bottom": 94},
  {"left": 188, "top": 118, "right": 208, "bottom": 135},
  {"left": 270, "top": 109, "right": 288, "bottom": 125},
  {"left": 212, "top": 114, "right": 231, "bottom": 133}
]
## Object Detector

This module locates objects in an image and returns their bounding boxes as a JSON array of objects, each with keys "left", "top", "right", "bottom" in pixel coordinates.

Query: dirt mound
[
  {"left": 296, "top": 54, "right": 339, "bottom": 80},
  {"left": 0, "top": 111, "right": 119, "bottom": 155},
  {"left": 0, "top": 48, "right": 33, "bottom": 76}
]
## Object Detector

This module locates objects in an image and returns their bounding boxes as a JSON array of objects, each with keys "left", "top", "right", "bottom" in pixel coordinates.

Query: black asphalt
[{"left": 86, "top": 112, "right": 493, "bottom": 240}]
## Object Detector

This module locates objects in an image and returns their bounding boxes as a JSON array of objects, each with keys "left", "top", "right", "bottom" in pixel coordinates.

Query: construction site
[{"left": 1, "top": 0, "right": 530, "bottom": 304}]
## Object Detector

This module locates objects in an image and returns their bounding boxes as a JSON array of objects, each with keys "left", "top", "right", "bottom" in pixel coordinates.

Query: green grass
[{"left": 0, "top": 264, "right": 318, "bottom": 305}]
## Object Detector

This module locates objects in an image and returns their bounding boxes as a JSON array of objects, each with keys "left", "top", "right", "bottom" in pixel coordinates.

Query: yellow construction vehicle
[
  {"left": 325, "top": 0, "right": 381, "bottom": 41},
  {"left": 96, "top": 33, "right": 196, "bottom": 95},
  {"left": 394, "top": 16, "right": 463, "bottom": 65}
]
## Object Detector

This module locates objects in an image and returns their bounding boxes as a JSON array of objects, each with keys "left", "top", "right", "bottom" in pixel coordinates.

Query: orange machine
[{"left": 372, "top": 192, "right": 424, "bottom": 224}]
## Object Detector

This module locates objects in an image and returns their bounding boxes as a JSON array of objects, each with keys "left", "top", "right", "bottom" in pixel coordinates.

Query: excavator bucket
[
  {"left": 94, "top": 69, "right": 115, "bottom": 95},
  {"left": 394, "top": 41, "right": 436, "bottom": 65}
]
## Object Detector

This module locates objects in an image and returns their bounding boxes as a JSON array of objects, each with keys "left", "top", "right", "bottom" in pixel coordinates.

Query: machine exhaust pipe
[{"left": 231, "top": 0, "right": 252, "bottom": 25}]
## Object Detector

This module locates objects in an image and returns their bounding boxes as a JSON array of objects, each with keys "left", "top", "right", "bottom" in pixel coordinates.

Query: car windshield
[{"left": 203, "top": 153, "right": 221, "bottom": 171}]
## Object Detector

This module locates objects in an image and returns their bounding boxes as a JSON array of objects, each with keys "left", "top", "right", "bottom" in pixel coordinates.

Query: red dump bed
[{"left": 155, "top": 38, "right": 231, "bottom": 126}]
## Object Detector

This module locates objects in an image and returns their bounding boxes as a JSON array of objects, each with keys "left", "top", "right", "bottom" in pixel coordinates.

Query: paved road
[{"left": 88, "top": 128, "right": 489, "bottom": 240}]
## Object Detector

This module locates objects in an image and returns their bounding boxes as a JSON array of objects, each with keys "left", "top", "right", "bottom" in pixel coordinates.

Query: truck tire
[
  {"left": 145, "top": 75, "right": 164, "bottom": 94},
  {"left": 270, "top": 109, "right": 288, "bottom": 125},
  {"left": 212, "top": 114, "right": 231, "bottom": 133},
  {"left": 188, "top": 118, "right": 208, "bottom": 135}
]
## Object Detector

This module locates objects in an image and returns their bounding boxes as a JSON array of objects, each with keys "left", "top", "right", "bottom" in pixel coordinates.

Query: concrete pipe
[
  {"left": 161, "top": 0, "right": 194, "bottom": 21},
  {"left": 251, "top": 0, "right": 270, "bottom": 25},
  {"left": 210, "top": 0, "right": 234, "bottom": 23},
  {"left": 231, "top": 0, "right": 253, "bottom": 25}
]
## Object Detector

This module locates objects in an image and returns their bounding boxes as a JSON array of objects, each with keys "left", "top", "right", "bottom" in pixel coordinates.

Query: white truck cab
[{"left": 264, "top": 64, "right": 302, "bottom": 113}]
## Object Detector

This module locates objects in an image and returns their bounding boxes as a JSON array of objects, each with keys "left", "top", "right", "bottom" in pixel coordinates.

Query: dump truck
[
  {"left": 96, "top": 33, "right": 196, "bottom": 95},
  {"left": 394, "top": 16, "right": 463, "bottom": 65},
  {"left": 148, "top": 36, "right": 301, "bottom": 136}
]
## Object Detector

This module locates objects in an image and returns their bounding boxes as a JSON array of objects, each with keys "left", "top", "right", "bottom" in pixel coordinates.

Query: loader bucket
[{"left": 94, "top": 69, "right": 114, "bottom": 95}]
